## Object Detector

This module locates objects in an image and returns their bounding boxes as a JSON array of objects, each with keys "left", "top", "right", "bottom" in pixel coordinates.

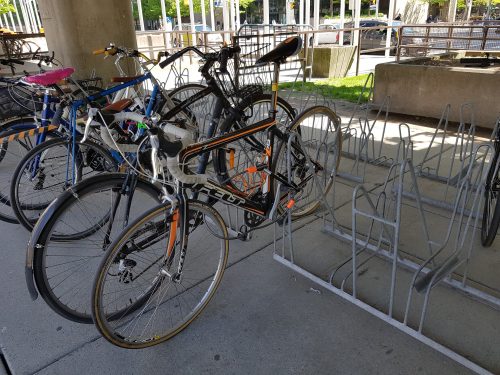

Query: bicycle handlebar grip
[
  {"left": 93, "top": 49, "right": 106, "bottom": 55},
  {"left": 159, "top": 51, "right": 181, "bottom": 69}
]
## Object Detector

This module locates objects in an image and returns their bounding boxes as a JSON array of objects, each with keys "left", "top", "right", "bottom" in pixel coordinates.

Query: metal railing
[{"left": 396, "top": 24, "right": 500, "bottom": 60}]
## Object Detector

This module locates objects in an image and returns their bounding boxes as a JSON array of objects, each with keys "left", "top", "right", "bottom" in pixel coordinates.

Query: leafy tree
[{"left": 0, "top": 0, "right": 15, "bottom": 15}]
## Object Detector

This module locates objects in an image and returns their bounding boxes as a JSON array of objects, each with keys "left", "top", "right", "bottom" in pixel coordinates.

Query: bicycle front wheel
[
  {"left": 31, "top": 173, "right": 164, "bottom": 323},
  {"left": 482, "top": 151, "right": 500, "bottom": 247},
  {"left": 92, "top": 200, "right": 229, "bottom": 348},
  {"left": 273, "top": 105, "right": 342, "bottom": 218}
]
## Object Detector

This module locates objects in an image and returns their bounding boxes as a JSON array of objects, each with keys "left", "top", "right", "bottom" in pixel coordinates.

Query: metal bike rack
[{"left": 273, "top": 97, "right": 500, "bottom": 372}]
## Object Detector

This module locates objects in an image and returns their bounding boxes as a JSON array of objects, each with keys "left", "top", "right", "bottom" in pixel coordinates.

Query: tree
[{"left": 0, "top": 0, "right": 15, "bottom": 15}]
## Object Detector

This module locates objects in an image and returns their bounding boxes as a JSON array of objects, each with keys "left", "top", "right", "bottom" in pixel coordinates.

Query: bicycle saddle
[
  {"left": 256, "top": 36, "right": 303, "bottom": 65},
  {"left": 24, "top": 67, "right": 75, "bottom": 86}
]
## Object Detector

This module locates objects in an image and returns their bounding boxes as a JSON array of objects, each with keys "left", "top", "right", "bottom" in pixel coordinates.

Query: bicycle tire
[
  {"left": 92, "top": 200, "right": 229, "bottom": 348},
  {"left": 31, "top": 173, "right": 164, "bottom": 323},
  {"left": 11, "top": 136, "right": 118, "bottom": 231},
  {"left": 0, "top": 126, "right": 59, "bottom": 223},
  {"left": 482, "top": 150, "right": 500, "bottom": 246},
  {"left": 273, "top": 105, "right": 342, "bottom": 219},
  {"left": 214, "top": 94, "right": 296, "bottom": 195}
]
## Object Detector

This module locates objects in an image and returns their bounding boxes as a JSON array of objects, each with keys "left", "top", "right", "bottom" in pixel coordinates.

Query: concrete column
[
  {"left": 37, "top": 0, "right": 137, "bottom": 81},
  {"left": 25, "top": 0, "right": 37, "bottom": 32},
  {"left": 263, "top": 0, "right": 269, "bottom": 24}
]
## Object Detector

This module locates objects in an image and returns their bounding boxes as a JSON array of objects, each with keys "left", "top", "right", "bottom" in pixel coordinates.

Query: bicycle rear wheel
[
  {"left": 11, "top": 137, "right": 117, "bottom": 231},
  {"left": 482, "top": 151, "right": 500, "bottom": 247},
  {"left": 92, "top": 200, "right": 229, "bottom": 348},
  {"left": 273, "top": 106, "right": 342, "bottom": 219},
  {"left": 30, "top": 173, "right": 163, "bottom": 323}
]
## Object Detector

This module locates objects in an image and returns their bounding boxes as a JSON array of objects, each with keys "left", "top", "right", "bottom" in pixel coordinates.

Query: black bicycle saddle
[{"left": 256, "top": 36, "right": 303, "bottom": 65}]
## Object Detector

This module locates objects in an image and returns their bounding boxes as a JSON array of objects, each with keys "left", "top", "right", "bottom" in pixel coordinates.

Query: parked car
[
  {"left": 312, "top": 24, "right": 340, "bottom": 45},
  {"left": 343, "top": 20, "right": 400, "bottom": 52},
  {"left": 172, "top": 24, "right": 223, "bottom": 47}
]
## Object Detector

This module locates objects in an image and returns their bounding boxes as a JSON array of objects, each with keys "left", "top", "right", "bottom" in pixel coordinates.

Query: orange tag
[
  {"left": 286, "top": 199, "right": 295, "bottom": 209},
  {"left": 246, "top": 166, "right": 258, "bottom": 173},
  {"left": 229, "top": 149, "right": 235, "bottom": 169}
]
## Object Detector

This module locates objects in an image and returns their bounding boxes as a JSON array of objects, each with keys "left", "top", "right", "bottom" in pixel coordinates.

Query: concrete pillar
[
  {"left": 25, "top": 0, "right": 37, "bottom": 32},
  {"left": 37, "top": 0, "right": 137, "bottom": 81},
  {"left": 223, "top": 0, "right": 230, "bottom": 36},
  {"left": 229, "top": 0, "right": 235, "bottom": 30}
]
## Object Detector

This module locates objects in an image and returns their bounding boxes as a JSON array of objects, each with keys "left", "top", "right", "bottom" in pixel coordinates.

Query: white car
[
  {"left": 313, "top": 24, "right": 340, "bottom": 45},
  {"left": 172, "top": 24, "right": 223, "bottom": 47}
]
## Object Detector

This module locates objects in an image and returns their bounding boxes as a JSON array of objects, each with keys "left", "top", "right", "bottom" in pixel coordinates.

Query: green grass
[{"left": 280, "top": 74, "right": 372, "bottom": 103}]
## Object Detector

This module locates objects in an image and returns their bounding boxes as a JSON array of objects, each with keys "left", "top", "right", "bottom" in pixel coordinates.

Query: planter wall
[{"left": 302, "top": 45, "right": 356, "bottom": 79}]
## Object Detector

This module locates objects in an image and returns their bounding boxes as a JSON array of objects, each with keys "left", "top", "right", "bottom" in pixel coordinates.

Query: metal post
[
  {"left": 305, "top": 0, "right": 310, "bottom": 26},
  {"left": 235, "top": 0, "right": 240, "bottom": 30},
  {"left": 263, "top": 0, "right": 269, "bottom": 25},
  {"left": 2, "top": 13, "right": 10, "bottom": 31},
  {"left": 12, "top": 1, "right": 23, "bottom": 33},
  {"left": 210, "top": 0, "right": 215, "bottom": 29},
  {"left": 19, "top": 0, "right": 31, "bottom": 34},
  {"left": 313, "top": 0, "right": 319, "bottom": 29},
  {"left": 8, "top": 12, "right": 16, "bottom": 32},
  {"left": 189, "top": 0, "right": 196, "bottom": 45},
  {"left": 229, "top": 0, "right": 235, "bottom": 30},
  {"left": 26, "top": 0, "right": 37, "bottom": 32},
  {"left": 160, "top": 0, "right": 167, "bottom": 30},
  {"left": 339, "top": 0, "right": 345, "bottom": 46},
  {"left": 384, "top": 0, "right": 395, "bottom": 57},
  {"left": 137, "top": 0, "right": 145, "bottom": 31},
  {"left": 176, "top": 0, "right": 183, "bottom": 30},
  {"left": 31, "top": 0, "right": 42, "bottom": 30},
  {"left": 223, "top": 0, "right": 230, "bottom": 40},
  {"left": 299, "top": 0, "right": 304, "bottom": 25},
  {"left": 448, "top": 0, "right": 457, "bottom": 22},
  {"left": 201, "top": 0, "right": 207, "bottom": 28}
]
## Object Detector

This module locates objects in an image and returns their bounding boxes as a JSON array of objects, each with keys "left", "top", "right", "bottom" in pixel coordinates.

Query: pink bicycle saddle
[{"left": 24, "top": 67, "right": 75, "bottom": 86}]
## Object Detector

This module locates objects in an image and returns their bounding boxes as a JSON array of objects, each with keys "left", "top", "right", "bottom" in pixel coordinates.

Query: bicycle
[
  {"left": 24, "top": 44, "right": 298, "bottom": 324},
  {"left": 91, "top": 36, "right": 342, "bottom": 348}
]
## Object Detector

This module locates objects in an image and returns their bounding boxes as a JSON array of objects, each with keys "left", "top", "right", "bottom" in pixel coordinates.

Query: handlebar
[{"left": 158, "top": 45, "right": 240, "bottom": 70}]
